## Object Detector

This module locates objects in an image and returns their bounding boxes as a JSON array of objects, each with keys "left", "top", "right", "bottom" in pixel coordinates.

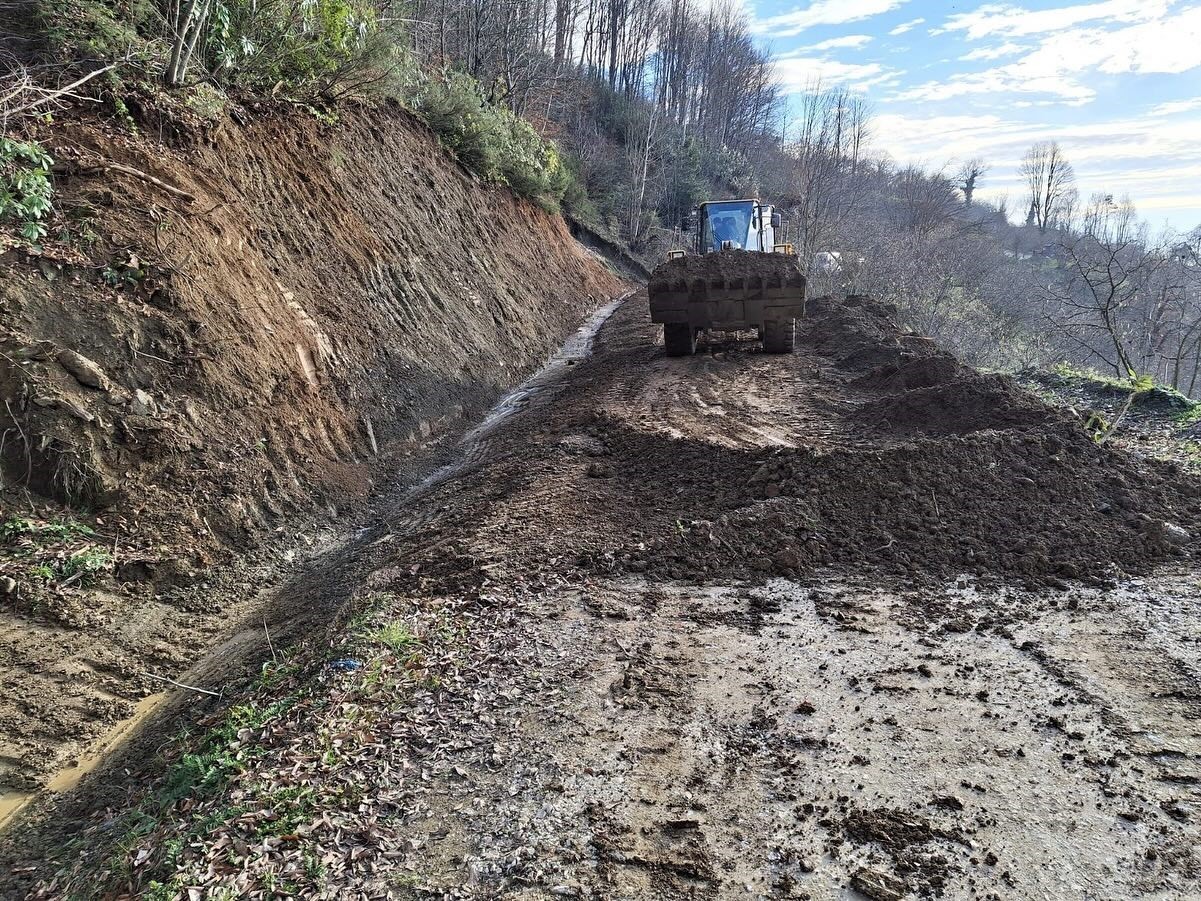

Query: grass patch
[
  {"left": 1, "top": 515, "right": 95, "bottom": 543},
  {"left": 255, "top": 785, "right": 319, "bottom": 837},
  {"left": 1174, "top": 405, "right": 1201, "bottom": 427},
  {"left": 367, "top": 620, "right": 417, "bottom": 654},
  {"left": 60, "top": 547, "right": 112, "bottom": 583},
  {"left": 1048, "top": 363, "right": 1197, "bottom": 414}
]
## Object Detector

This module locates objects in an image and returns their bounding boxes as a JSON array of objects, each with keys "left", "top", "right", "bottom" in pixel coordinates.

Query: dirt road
[{"left": 11, "top": 293, "right": 1201, "bottom": 899}]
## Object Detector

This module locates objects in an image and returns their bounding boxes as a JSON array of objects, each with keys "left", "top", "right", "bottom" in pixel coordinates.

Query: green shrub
[
  {"left": 408, "top": 69, "right": 569, "bottom": 211},
  {"left": 0, "top": 137, "right": 55, "bottom": 242},
  {"left": 24, "top": 0, "right": 156, "bottom": 66},
  {"left": 205, "top": 0, "right": 381, "bottom": 96},
  {"left": 555, "top": 152, "right": 598, "bottom": 223},
  {"left": 411, "top": 70, "right": 497, "bottom": 174}
]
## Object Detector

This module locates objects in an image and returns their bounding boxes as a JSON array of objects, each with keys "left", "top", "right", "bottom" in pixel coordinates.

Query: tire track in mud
[{"left": 364, "top": 293, "right": 1201, "bottom": 899}]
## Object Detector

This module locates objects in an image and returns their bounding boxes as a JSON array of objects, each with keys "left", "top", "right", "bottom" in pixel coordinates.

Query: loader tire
[
  {"left": 763, "top": 319, "right": 795, "bottom": 354},
  {"left": 664, "top": 323, "right": 696, "bottom": 356}
]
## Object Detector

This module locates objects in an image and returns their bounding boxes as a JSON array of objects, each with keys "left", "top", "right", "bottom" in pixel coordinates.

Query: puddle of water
[
  {"left": 0, "top": 691, "right": 168, "bottom": 831},
  {"left": 0, "top": 790, "right": 27, "bottom": 830},
  {"left": 419, "top": 292, "right": 630, "bottom": 492}
]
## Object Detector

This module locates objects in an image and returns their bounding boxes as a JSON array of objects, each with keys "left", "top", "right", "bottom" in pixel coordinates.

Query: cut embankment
[
  {"left": 0, "top": 103, "right": 624, "bottom": 795},
  {"left": 2, "top": 105, "right": 624, "bottom": 553}
]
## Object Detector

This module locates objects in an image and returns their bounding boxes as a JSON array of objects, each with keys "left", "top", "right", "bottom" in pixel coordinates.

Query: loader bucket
[{"left": 647, "top": 249, "right": 806, "bottom": 345}]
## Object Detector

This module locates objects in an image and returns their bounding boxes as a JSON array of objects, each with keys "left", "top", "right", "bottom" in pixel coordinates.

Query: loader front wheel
[
  {"left": 762, "top": 319, "right": 795, "bottom": 354},
  {"left": 664, "top": 323, "right": 697, "bottom": 356}
]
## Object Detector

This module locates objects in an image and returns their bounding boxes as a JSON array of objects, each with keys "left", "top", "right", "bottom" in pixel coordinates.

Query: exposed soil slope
[
  {"left": 10, "top": 292, "right": 1200, "bottom": 900},
  {"left": 0, "top": 104, "right": 623, "bottom": 796}
]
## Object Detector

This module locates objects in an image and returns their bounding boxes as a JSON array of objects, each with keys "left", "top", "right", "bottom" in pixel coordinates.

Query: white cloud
[
  {"left": 888, "top": 17, "right": 925, "bottom": 35},
  {"left": 808, "top": 34, "right": 874, "bottom": 50},
  {"left": 774, "top": 54, "right": 898, "bottom": 91},
  {"left": 753, "top": 0, "right": 910, "bottom": 37},
  {"left": 959, "top": 41, "right": 1027, "bottom": 61},
  {"left": 898, "top": 7, "right": 1201, "bottom": 105},
  {"left": 1150, "top": 97, "right": 1201, "bottom": 116},
  {"left": 933, "top": 0, "right": 1170, "bottom": 40}
]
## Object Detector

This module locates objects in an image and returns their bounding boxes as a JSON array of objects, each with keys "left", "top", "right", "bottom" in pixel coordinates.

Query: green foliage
[
  {"left": 102, "top": 254, "right": 146, "bottom": 288},
  {"left": 0, "top": 137, "right": 55, "bottom": 242},
  {"left": 1174, "top": 404, "right": 1201, "bottom": 427},
  {"left": 26, "top": 0, "right": 156, "bottom": 65},
  {"left": 2, "top": 515, "right": 96, "bottom": 545},
  {"left": 255, "top": 785, "right": 318, "bottom": 837},
  {"left": 408, "top": 69, "right": 569, "bottom": 210},
  {"left": 1051, "top": 362, "right": 1180, "bottom": 399},
  {"left": 658, "top": 138, "right": 704, "bottom": 229},
  {"left": 1128, "top": 371, "right": 1156, "bottom": 393},
  {"left": 60, "top": 547, "right": 113, "bottom": 583},
  {"left": 555, "top": 151, "right": 598, "bottom": 224},
  {"left": 182, "top": 83, "right": 229, "bottom": 121},
  {"left": 699, "top": 143, "right": 755, "bottom": 197},
  {"left": 163, "top": 698, "right": 293, "bottom": 803},
  {"left": 205, "top": 0, "right": 382, "bottom": 96},
  {"left": 4, "top": 515, "right": 111, "bottom": 586}
]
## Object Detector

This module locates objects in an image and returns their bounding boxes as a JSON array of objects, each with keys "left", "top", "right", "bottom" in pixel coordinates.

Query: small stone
[
  {"left": 58, "top": 397, "right": 95, "bottom": 422},
  {"left": 1, "top": 577, "right": 16, "bottom": 595},
  {"left": 130, "top": 389, "right": 158, "bottom": 417},
  {"left": 850, "top": 866, "right": 906, "bottom": 901},
  {"left": 57, "top": 350, "right": 110, "bottom": 390},
  {"left": 1161, "top": 522, "right": 1190, "bottom": 546}
]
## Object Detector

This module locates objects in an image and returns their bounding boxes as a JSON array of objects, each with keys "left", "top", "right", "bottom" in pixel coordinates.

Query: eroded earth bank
[
  {"left": 5, "top": 292, "right": 1199, "bottom": 900},
  {"left": 0, "top": 102, "right": 624, "bottom": 817}
]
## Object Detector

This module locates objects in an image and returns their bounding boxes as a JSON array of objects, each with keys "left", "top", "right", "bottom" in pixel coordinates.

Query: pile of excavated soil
[
  {"left": 849, "top": 354, "right": 963, "bottom": 392},
  {"left": 649, "top": 249, "right": 805, "bottom": 286},
  {"left": 613, "top": 294, "right": 1201, "bottom": 587},
  {"left": 623, "top": 422, "right": 1201, "bottom": 587},
  {"left": 802, "top": 294, "right": 940, "bottom": 372},
  {"left": 852, "top": 374, "right": 1064, "bottom": 436}
]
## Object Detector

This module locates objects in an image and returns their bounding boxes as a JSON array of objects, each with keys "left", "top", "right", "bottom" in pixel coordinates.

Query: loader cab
[{"left": 695, "top": 199, "right": 780, "bottom": 254}]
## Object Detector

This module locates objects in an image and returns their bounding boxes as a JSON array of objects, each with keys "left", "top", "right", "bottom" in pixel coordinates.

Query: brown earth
[
  {"left": 5, "top": 290, "right": 1199, "bottom": 900},
  {"left": 0, "top": 103, "right": 624, "bottom": 798},
  {"left": 648, "top": 248, "right": 806, "bottom": 287}
]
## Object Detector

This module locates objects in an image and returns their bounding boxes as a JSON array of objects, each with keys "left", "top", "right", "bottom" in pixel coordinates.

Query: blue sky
[{"left": 746, "top": 0, "right": 1201, "bottom": 232}]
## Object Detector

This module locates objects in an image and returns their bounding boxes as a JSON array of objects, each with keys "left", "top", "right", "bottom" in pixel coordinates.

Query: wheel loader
[{"left": 648, "top": 199, "right": 806, "bottom": 356}]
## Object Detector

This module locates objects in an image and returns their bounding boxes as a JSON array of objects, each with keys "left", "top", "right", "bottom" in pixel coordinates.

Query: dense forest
[{"left": 2, "top": 0, "right": 1200, "bottom": 388}]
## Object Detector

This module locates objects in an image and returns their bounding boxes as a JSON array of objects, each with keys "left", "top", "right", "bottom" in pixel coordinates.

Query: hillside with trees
[{"left": 3, "top": 0, "right": 1201, "bottom": 389}]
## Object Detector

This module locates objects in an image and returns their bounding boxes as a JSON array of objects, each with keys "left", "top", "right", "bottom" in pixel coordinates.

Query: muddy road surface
[{"left": 8, "top": 293, "right": 1201, "bottom": 899}]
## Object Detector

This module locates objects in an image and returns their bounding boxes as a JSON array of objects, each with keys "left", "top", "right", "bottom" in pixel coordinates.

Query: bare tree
[
  {"left": 955, "top": 157, "right": 988, "bottom": 207},
  {"left": 780, "top": 83, "right": 870, "bottom": 268},
  {"left": 1020, "top": 141, "right": 1075, "bottom": 234},
  {"left": 1040, "top": 194, "right": 1163, "bottom": 377}
]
